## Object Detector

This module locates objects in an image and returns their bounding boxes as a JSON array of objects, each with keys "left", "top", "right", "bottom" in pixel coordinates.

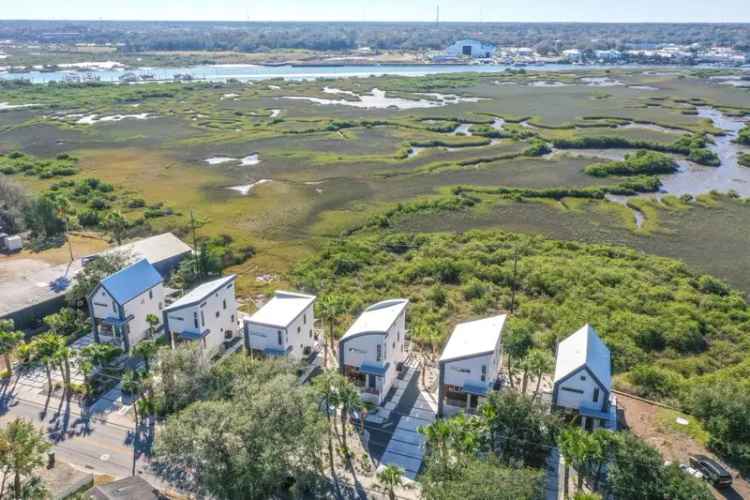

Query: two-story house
[
  {"left": 243, "top": 291, "right": 317, "bottom": 361},
  {"left": 163, "top": 275, "right": 237, "bottom": 358},
  {"left": 552, "top": 324, "right": 616, "bottom": 431},
  {"left": 438, "top": 314, "right": 505, "bottom": 417},
  {"left": 87, "top": 259, "right": 164, "bottom": 352},
  {"left": 338, "top": 299, "right": 408, "bottom": 405}
]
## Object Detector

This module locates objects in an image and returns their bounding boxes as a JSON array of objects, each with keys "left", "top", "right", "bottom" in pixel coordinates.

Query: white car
[{"left": 680, "top": 463, "right": 704, "bottom": 480}]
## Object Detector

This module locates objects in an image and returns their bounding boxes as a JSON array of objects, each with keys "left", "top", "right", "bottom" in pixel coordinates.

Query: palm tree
[
  {"left": 104, "top": 210, "right": 127, "bottom": 246},
  {"left": 30, "top": 333, "right": 65, "bottom": 394},
  {"left": 336, "top": 378, "right": 363, "bottom": 454},
  {"left": 317, "top": 294, "right": 344, "bottom": 368},
  {"left": 145, "top": 313, "right": 160, "bottom": 340},
  {"left": 49, "top": 193, "right": 74, "bottom": 263},
  {"left": 133, "top": 339, "right": 158, "bottom": 374},
  {"left": 524, "top": 348, "right": 554, "bottom": 401},
  {"left": 558, "top": 426, "right": 602, "bottom": 497},
  {"left": 0, "top": 319, "right": 24, "bottom": 378},
  {"left": 0, "top": 418, "right": 51, "bottom": 499},
  {"left": 312, "top": 370, "right": 346, "bottom": 474},
  {"left": 377, "top": 464, "right": 404, "bottom": 500}
]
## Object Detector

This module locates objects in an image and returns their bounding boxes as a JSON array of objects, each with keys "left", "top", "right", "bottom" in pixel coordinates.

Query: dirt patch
[{"left": 618, "top": 391, "right": 749, "bottom": 499}]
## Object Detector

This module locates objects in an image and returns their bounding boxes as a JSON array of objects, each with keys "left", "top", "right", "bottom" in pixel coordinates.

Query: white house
[
  {"left": 163, "top": 275, "right": 237, "bottom": 358},
  {"left": 445, "top": 39, "right": 496, "bottom": 59},
  {"left": 243, "top": 291, "right": 317, "bottom": 361},
  {"left": 552, "top": 324, "right": 616, "bottom": 431},
  {"left": 87, "top": 259, "right": 165, "bottom": 352},
  {"left": 438, "top": 314, "right": 506, "bottom": 417},
  {"left": 338, "top": 299, "right": 408, "bottom": 405}
]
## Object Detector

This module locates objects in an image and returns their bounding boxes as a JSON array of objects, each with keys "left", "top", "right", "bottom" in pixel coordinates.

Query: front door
[{"left": 368, "top": 374, "right": 376, "bottom": 390}]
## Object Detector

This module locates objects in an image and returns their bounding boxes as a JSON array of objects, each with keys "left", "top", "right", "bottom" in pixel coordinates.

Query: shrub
[
  {"left": 523, "top": 139, "right": 552, "bottom": 157},
  {"left": 127, "top": 198, "right": 146, "bottom": 208},
  {"left": 77, "top": 210, "right": 101, "bottom": 227},
  {"left": 628, "top": 365, "right": 684, "bottom": 399},
  {"left": 584, "top": 150, "right": 677, "bottom": 177}
]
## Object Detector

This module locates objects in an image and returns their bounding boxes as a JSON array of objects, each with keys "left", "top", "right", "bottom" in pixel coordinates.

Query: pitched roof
[
  {"left": 164, "top": 275, "right": 236, "bottom": 311},
  {"left": 102, "top": 232, "right": 191, "bottom": 265},
  {"left": 439, "top": 314, "right": 506, "bottom": 363},
  {"left": 89, "top": 476, "right": 159, "bottom": 500},
  {"left": 553, "top": 324, "right": 612, "bottom": 389},
  {"left": 99, "top": 259, "right": 163, "bottom": 305},
  {"left": 246, "top": 291, "right": 316, "bottom": 328},
  {"left": 342, "top": 299, "right": 408, "bottom": 340}
]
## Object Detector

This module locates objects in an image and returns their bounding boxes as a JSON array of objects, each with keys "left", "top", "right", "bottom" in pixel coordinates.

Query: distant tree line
[{"left": 0, "top": 21, "right": 748, "bottom": 53}]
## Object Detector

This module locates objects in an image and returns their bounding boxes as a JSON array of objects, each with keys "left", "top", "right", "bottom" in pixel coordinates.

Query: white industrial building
[
  {"left": 437, "top": 315, "right": 506, "bottom": 417},
  {"left": 243, "top": 291, "right": 317, "bottom": 360},
  {"left": 338, "top": 299, "right": 409, "bottom": 405},
  {"left": 444, "top": 39, "right": 496, "bottom": 59},
  {"left": 552, "top": 324, "right": 616, "bottom": 431},
  {"left": 163, "top": 275, "right": 238, "bottom": 358},
  {"left": 87, "top": 259, "right": 165, "bottom": 352}
]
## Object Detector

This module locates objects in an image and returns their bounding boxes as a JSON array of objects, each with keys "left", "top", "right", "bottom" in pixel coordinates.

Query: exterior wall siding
[
  {"left": 554, "top": 367, "right": 606, "bottom": 411},
  {"left": 165, "top": 281, "right": 238, "bottom": 358},
  {"left": 244, "top": 303, "right": 315, "bottom": 361}
]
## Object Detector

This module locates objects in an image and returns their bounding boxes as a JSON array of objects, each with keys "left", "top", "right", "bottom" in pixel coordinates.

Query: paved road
[{"left": 0, "top": 383, "right": 163, "bottom": 487}]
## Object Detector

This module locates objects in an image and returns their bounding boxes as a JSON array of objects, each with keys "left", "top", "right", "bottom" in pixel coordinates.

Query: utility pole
[
  {"left": 509, "top": 247, "right": 519, "bottom": 314},
  {"left": 190, "top": 210, "right": 199, "bottom": 275}
]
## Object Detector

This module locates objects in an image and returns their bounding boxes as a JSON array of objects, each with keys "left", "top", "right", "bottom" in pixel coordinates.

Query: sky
[{"left": 2, "top": 0, "right": 749, "bottom": 23}]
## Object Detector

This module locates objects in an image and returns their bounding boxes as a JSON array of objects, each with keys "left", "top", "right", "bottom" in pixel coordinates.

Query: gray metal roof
[
  {"left": 165, "top": 275, "right": 236, "bottom": 311},
  {"left": 554, "top": 324, "right": 612, "bottom": 389}
]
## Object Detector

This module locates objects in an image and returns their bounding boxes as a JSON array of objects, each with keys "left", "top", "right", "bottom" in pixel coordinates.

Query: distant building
[
  {"left": 444, "top": 39, "right": 496, "bottom": 59},
  {"left": 243, "top": 291, "right": 317, "bottom": 360},
  {"left": 552, "top": 324, "right": 616, "bottom": 431},
  {"left": 88, "top": 259, "right": 165, "bottom": 352},
  {"left": 594, "top": 49, "right": 623, "bottom": 62},
  {"left": 339, "top": 299, "right": 408, "bottom": 405},
  {"left": 562, "top": 49, "right": 583, "bottom": 63},
  {"left": 163, "top": 275, "right": 238, "bottom": 358},
  {"left": 438, "top": 315, "right": 506, "bottom": 417}
]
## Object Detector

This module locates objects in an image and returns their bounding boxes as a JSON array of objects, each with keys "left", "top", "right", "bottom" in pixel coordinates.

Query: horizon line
[{"left": 1, "top": 18, "right": 750, "bottom": 25}]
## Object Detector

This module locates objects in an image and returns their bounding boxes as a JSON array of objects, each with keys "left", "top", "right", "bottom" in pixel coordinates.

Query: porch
[{"left": 344, "top": 362, "right": 388, "bottom": 404}]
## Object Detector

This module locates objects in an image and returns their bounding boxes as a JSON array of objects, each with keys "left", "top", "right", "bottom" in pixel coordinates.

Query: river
[{"left": 0, "top": 63, "right": 736, "bottom": 85}]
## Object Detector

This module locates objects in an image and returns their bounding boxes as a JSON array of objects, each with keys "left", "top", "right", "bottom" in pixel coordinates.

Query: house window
[
  {"left": 149, "top": 289, "right": 153, "bottom": 300},
  {"left": 231, "top": 315, "right": 235, "bottom": 323},
  {"left": 112, "top": 302, "right": 117, "bottom": 313},
  {"left": 223, "top": 299, "right": 226, "bottom": 310},
  {"left": 200, "top": 311, "right": 205, "bottom": 327},
  {"left": 158, "top": 302, "right": 163, "bottom": 310},
  {"left": 481, "top": 365, "right": 487, "bottom": 382},
  {"left": 561, "top": 387, "right": 584, "bottom": 394},
  {"left": 297, "top": 326, "right": 301, "bottom": 333},
  {"left": 580, "top": 375, "right": 587, "bottom": 381},
  {"left": 376, "top": 344, "right": 382, "bottom": 362},
  {"left": 278, "top": 330, "right": 283, "bottom": 346},
  {"left": 303, "top": 315, "right": 307, "bottom": 324},
  {"left": 215, "top": 311, "right": 220, "bottom": 318},
  {"left": 193, "top": 312, "right": 199, "bottom": 329},
  {"left": 593, "top": 388, "right": 600, "bottom": 403}
]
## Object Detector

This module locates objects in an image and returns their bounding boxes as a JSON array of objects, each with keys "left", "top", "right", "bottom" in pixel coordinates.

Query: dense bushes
[
  {"left": 739, "top": 153, "right": 750, "bottom": 167},
  {"left": 584, "top": 150, "right": 677, "bottom": 177},
  {"left": 0, "top": 151, "right": 80, "bottom": 179},
  {"left": 737, "top": 125, "right": 750, "bottom": 146},
  {"left": 293, "top": 229, "right": 750, "bottom": 377},
  {"left": 523, "top": 139, "right": 552, "bottom": 157}
]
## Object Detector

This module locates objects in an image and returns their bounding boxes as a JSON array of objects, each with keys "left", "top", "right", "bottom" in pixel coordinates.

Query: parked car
[
  {"left": 679, "top": 463, "right": 704, "bottom": 480},
  {"left": 689, "top": 455, "right": 733, "bottom": 488}
]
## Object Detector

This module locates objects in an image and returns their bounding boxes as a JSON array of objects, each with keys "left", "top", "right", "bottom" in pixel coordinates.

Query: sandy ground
[
  {"left": 0, "top": 232, "right": 108, "bottom": 274},
  {"left": 617, "top": 391, "right": 749, "bottom": 500}
]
